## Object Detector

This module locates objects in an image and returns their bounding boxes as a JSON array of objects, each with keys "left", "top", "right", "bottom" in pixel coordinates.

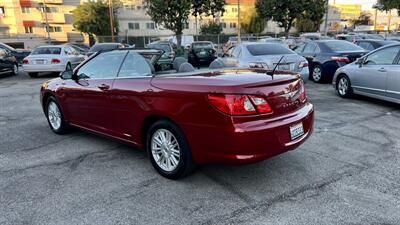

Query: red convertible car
[{"left": 40, "top": 49, "right": 314, "bottom": 179}]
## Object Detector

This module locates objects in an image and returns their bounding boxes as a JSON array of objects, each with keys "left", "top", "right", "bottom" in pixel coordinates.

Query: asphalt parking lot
[{"left": 1, "top": 71, "right": 400, "bottom": 225}]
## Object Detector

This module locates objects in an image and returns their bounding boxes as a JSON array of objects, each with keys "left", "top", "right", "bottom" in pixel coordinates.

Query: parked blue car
[{"left": 293, "top": 40, "right": 367, "bottom": 83}]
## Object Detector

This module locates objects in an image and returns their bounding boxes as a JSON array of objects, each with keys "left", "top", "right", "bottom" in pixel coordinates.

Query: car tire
[
  {"left": 11, "top": 64, "right": 18, "bottom": 75},
  {"left": 337, "top": 74, "right": 353, "bottom": 98},
  {"left": 28, "top": 72, "right": 38, "bottom": 78},
  {"left": 311, "top": 64, "right": 324, "bottom": 83},
  {"left": 45, "top": 96, "right": 70, "bottom": 134},
  {"left": 146, "top": 119, "right": 195, "bottom": 179}
]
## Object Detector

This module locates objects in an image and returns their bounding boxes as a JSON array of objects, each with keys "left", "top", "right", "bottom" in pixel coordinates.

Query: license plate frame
[
  {"left": 35, "top": 59, "right": 45, "bottom": 64},
  {"left": 289, "top": 122, "right": 304, "bottom": 140},
  {"left": 278, "top": 64, "right": 290, "bottom": 70}
]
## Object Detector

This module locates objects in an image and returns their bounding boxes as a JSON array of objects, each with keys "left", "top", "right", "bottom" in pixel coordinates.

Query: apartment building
[{"left": 0, "top": 0, "right": 84, "bottom": 46}]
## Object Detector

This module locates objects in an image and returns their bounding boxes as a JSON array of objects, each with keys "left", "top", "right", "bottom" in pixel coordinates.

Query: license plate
[
  {"left": 290, "top": 122, "right": 304, "bottom": 140},
  {"left": 278, "top": 64, "right": 290, "bottom": 70},
  {"left": 36, "top": 60, "right": 45, "bottom": 64},
  {"left": 199, "top": 51, "right": 206, "bottom": 56}
]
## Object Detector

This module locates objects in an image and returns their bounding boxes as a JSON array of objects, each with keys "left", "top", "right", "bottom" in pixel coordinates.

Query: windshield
[
  {"left": 31, "top": 47, "right": 61, "bottom": 55},
  {"left": 0, "top": 43, "right": 16, "bottom": 51},
  {"left": 247, "top": 44, "right": 294, "bottom": 56},
  {"left": 148, "top": 44, "right": 171, "bottom": 53},
  {"left": 89, "top": 44, "right": 121, "bottom": 52},
  {"left": 192, "top": 43, "right": 213, "bottom": 49},
  {"left": 323, "top": 41, "right": 364, "bottom": 52}
]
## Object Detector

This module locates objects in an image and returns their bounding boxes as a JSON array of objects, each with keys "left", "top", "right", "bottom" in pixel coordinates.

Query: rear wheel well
[{"left": 141, "top": 115, "right": 176, "bottom": 149}]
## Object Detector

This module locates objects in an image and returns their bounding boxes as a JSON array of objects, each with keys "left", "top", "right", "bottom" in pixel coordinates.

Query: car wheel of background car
[
  {"left": 146, "top": 119, "right": 194, "bottom": 179},
  {"left": 12, "top": 64, "right": 18, "bottom": 75},
  {"left": 28, "top": 72, "right": 38, "bottom": 78},
  {"left": 337, "top": 75, "right": 353, "bottom": 98},
  {"left": 311, "top": 65, "right": 324, "bottom": 83},
  {"left": 45, "top": 96, "right": 70, "bottom": 134}
]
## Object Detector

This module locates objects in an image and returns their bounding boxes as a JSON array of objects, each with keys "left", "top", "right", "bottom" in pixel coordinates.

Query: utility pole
[
  {"left": 42, "top": 0, "right": 51, "bottom": 44},
  {"left": 387, "top": 10, "right": 392, "bottom": 33},
  {"left": 108, "top": 0, "right": 115, "bottom": 42},
  {"left": 323, "top": 0, "right": 329, "bottom": 36},
  {"left": 237, "top": 0, "right": 241, "bottom": 44},
  {"left": 374, "top": 8, "right": 378, "bottom": 32}
]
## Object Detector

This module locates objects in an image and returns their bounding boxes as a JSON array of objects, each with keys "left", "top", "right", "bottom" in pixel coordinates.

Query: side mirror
[{"left": 60, "top": 70, "right": 73, "bottom": 79}]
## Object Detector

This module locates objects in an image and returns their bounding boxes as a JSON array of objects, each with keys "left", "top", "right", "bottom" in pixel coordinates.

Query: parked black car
[
  {"left": 0, "top": 43, "right": 31, "bottom": 64},
  {"left": 293, "top": 40, "right": 367, "bottom": 83},
  {"left": 355, "top": 39, "right": 398, "bottom": 51},
  {"left": 188, "top": 41, "right": 216, "bottom": 68},
  {"left": 0, "top": 48, "right": 19, "bottom": 76}
]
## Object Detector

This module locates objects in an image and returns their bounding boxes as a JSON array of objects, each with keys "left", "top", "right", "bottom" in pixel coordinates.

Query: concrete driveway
[{"left": 1, "top": 72, "right": 399, "bottom": 225}]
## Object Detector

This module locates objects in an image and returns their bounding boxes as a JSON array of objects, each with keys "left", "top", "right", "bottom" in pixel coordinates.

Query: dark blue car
[
  {"left": 355, "top": 39, "right": 398, "bottom": 52},
  {"left": 294, "top": 40, "right": 367, "bottom": 83}
]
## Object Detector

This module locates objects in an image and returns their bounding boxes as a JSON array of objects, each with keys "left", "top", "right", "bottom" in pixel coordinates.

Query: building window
[
  {"left": 42, "top": 7, "right": 58, "bottom": 13},
  {"left": 220, "top": 22, "right": 227, "bottom": 29},
  {"left": 230, "top": 22, "right": 237, "bottom": 28},
  {"left": 128, "top": 22, "right": 140, "bottom": 30},
  {"left": 184, "top": 23, "right": 189, "bottom": 29},
  {"left": 48, "top": 26, "right": 62, "bottom": 32},
  {"left": 24, "top": 27, "right": 33, "bottom": 33},
  {"left": 146, "top": 22, "right": 155, "bottom": 29},
  {"left": 232, "top": 7, "right": 238, "bottom": 13},
  {"left": 0, "top": 7, "right": 5, "bottom": 14},
  {"left": 21, "top": 7, "right": 31, "bottom": 13}
]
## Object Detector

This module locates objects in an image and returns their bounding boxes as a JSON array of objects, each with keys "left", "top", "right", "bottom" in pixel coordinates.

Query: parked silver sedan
[
  {"left": 333, "top": 43, "right": 400, "bottom": 104},
  {"left": 218, "top": 42, "right": 309, "bottom": 82},
  {"left": 23, "top": 44, "right": 85, "bottom": 78}
]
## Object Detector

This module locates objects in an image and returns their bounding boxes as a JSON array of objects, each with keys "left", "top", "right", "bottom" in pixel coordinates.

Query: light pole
[
  {"left": 323, "top": 0, "right": 329, "bottom": 36},
  {"left": 237, "top": 0, "right": 241, "bottom": 44},
  {"left": 108, "top": 0, "right": 115, "bottom": 42}
]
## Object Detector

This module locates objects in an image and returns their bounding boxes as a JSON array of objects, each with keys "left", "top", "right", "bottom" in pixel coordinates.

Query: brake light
[
  {"left": 299, "top": 82, "right": 307, "bottom": 103},
  {"left": 299, "top": 61, "right": 308, "bottom": 68},
  {"left": 51, "top": 58, "right": 60, "bottom": 64},
  {"left": 331, "top": 56, "right": 350, "bottom": 63},
  {"left": 22, "top": 59, "right": 29, "bottom": 64},
  {"left": 249, "top": 62, "right": 268, "bottom": 69},
  {"left": 207, "top": 94, "right": 272, "bottom": 116}
]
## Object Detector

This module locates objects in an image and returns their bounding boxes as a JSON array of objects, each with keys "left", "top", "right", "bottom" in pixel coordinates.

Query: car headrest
[
  {"left": 173, "top": 57, "right": 187, "bottom": 71},
  {"left": 178, "top": 62, "right": 195, "bottom": 73},
  {"left": 209, "top": 59, "right": 226, "bottom": 69}
]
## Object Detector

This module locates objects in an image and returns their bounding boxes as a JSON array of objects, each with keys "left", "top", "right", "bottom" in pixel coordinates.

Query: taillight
[
  {"left": 249, "top": 62, "right": 268, "bottom": 69},
  {"left": 299, "top": 61, "right": 308, "bottom": 68},
  {"left": 51, "top": 58, "right": 61, "bottom": 64},
  {"left": 299, "top": 81, "right": 307, "bottom": 103},
  {"left": 207, "top": 94, "right": 272, "bottom": 116},
  {"left": 22, "top": 59, "right": 29, "bottom": 64},
  {"left": 331, "top": 56, "right": 350, "bottom": 63}
]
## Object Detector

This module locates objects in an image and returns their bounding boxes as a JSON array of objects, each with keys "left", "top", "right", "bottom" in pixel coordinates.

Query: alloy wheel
[
  {"left": 47, "top": 101, "right": 62, "bottom": 130},
  {"left": 312, "top": 67, "right": 322, "bottom": 82},
  {"left": 151, "top": 129, "right": 181, "bottom": 172},
  {"left": 338, "top": 77, "right": 349, "bottom": 96}
]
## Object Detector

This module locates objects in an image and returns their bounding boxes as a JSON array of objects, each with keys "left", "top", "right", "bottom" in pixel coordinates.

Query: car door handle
[
  {"left": 98, "top": 84, "right": 110, "bottom": 91},
  {"left": 378, "top": 68, "right": 386, "bottom": 72}
]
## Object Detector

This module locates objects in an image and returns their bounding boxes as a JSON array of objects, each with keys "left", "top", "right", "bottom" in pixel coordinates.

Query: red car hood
[{"left": 151, "top": 69, "right": 300, "bottom": 94}]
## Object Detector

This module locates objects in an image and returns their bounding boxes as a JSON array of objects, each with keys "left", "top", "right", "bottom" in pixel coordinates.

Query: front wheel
[
  {"left": 11, "top": 64, "right": 18, "bottom": 75},
  {"left": 337, "top": 75, "right": 353, "bottom": 98},
  {"left": 45, "top": 96, "right": 70, "bottom": 134},
  {"left": 147, "top": 120, "right": 195, "bottom": 179}
]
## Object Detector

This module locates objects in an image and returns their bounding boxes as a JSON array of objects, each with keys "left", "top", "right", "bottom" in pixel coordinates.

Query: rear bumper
[
  {"left": 23, "top": 64, "right": 66, "bottom": 73},
  {"left": 182, "top": 103, "right": 314, "bottom": 164}
]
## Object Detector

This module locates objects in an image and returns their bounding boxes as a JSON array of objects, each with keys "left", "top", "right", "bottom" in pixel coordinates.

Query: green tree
[
  {"left": 295, "top": 0, "right": 326, "bottom": 33},
  {"left": 72, "top": 1, "right": 119, "bottom": 43},
  {"left": 256, "top": 0, "right": 307, "bottom": 37},
  {"left": 351, "top": 11, "right": 372, "bottom": 27},
  {"left": 242, "top": 13, "right": 267, "bottom": 34},
  {"left": 145, "top": 0, "right": 225, "bottom": 47},
  {"left": 200, "top": 21, "right": 222, "bottom": 35},
  {"left": 376, "top": 0, "right": 400, "bottom": 14}
]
